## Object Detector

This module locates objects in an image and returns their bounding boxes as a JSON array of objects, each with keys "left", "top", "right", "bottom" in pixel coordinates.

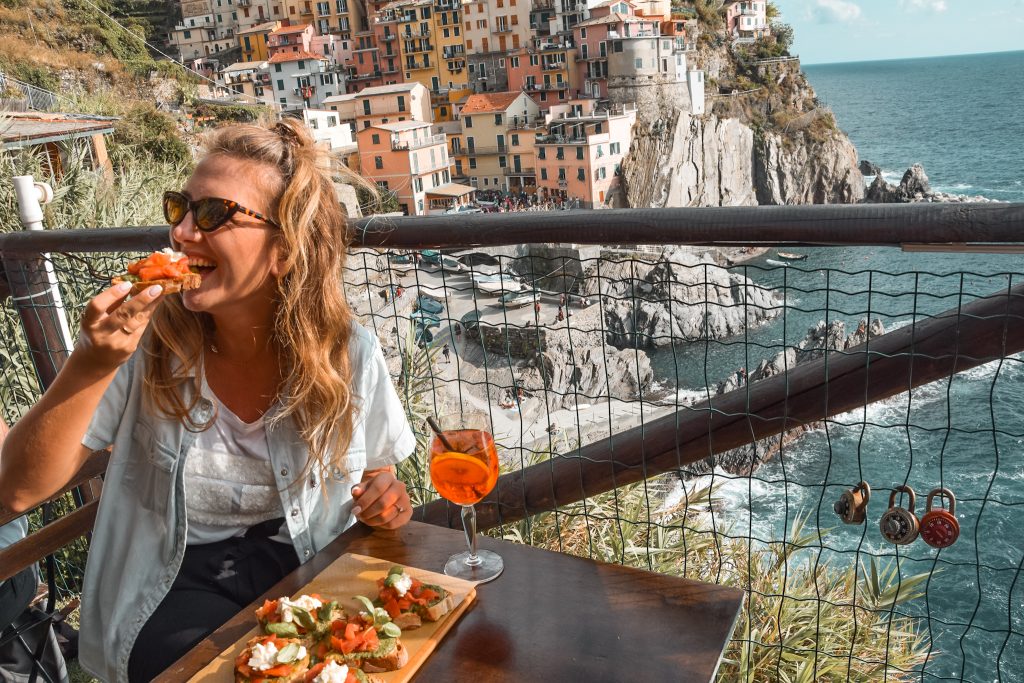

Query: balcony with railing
[
  {"left": 405, "top": 59, "right": 433, "bottom": 70},
  {"left": 465, "top": 144, "right": 508, "bottom": 155},
  {"left": 2, "top": 195, "right": 1022, "bottom": 683},
  {"left": 403, "top": 41, "right": 433, "bottom": 54},
  {"left": 528, "top": 81, "right": 568, "bottom": 91},
  {"left": 392, "top": 132, "right": 448, "bottom": 150},
  {"left": 349, "top": 69, "right": 383, "bottom": 80},
  {"left": 502, "top": 166, "right": 536, "bottom": 175}
]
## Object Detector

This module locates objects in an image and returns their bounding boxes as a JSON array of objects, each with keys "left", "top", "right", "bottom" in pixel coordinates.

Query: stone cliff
[{"left": 619, "top": 50, "right": 864, "bottom": 208}]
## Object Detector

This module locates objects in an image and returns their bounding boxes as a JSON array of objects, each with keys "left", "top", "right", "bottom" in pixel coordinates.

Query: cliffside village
[{"left": 170, "top": 0, "right": 771, "bottom": 214}]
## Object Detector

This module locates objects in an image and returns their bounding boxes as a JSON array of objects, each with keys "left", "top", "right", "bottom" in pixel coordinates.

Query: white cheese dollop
[
  {"left": 246, "top": 641, "right": 279, "bottom": 671},
  {"left": 392, "top": 572, "right": 413, "bottom": 597},
  {"left": 276, "top": 594, "right": 324, "bottom": 623},
  {"left": 159, "top": 247, "right": 187, "bottom": 262},
  {"left": 313, "top": 660, "right": 351, "bottom": 683}
]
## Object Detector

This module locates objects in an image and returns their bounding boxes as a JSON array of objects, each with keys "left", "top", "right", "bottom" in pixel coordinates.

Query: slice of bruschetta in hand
[{"left": 111, "top": 248, "right": 201, "bottom": 296}]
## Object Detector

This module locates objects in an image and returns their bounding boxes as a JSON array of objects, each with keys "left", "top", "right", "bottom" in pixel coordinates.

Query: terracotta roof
[
  {"left": 267, "top": 50, "right": 326, "bottom": 64},
  {"left": 577, "top": 12, "right": 653, "bottom": 27},
  {"left": 459, "top": 92, "right": 523, "bottom": 114},
  {"left": 271, "top": 23, "right": 312, "bottom": 35}
]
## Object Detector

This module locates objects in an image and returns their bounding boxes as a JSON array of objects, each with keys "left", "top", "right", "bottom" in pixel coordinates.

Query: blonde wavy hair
[{"left": 144, "top": 117, "right": 374, "bottom": 484}]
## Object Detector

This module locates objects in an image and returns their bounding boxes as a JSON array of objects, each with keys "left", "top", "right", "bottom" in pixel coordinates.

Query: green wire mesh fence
[{"left": 1, "top": 228, "right": 1023, "bottom": 682}]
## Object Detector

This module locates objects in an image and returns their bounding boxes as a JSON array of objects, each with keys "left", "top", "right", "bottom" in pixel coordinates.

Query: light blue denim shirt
[{"left": 77, "top": 325, "right": 415, "bottom": 682}]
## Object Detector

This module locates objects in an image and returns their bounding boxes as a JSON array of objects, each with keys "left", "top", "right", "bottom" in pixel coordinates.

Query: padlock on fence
[
  {"left": 833, "top": 481, "right": 871, "bottom": 524},
  {"left": 880, "top": 485, "right": 920, "bottom": 545},
  {"left": 919, "top": 487, "right": 960, "bottom": 548}
]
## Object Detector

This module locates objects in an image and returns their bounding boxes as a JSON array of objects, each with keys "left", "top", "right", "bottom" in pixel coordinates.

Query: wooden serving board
[{"left": 188, "top": 553, "right": 477, "bottom": 682}]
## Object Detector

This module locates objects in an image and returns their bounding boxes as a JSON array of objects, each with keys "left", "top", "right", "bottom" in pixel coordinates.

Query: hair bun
[{"left": 274, "top": 121, "right": 302, "bottom": 147}]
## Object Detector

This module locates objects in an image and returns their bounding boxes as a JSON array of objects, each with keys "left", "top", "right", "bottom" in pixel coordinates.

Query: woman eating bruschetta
[{"left": 0, "top": 119, "right": 416, "bottom": 682}]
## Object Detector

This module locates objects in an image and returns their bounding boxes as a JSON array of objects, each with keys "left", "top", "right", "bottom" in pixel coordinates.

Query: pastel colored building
[
  {"left": 300, "top": 108, "right": 357, "bottom": 151},
  {"left": 219, "top": 60, "right": 275, "bottom": 106},
  {"left": 462, "top": 0, "right": 531, "bottom": 92},
  {"left": 353, "top": 82, "right": 431, "bottom": 130},
  {"left": 233, "top": 0, "right": 278, "bottom": 33},
  {"left": 168, "top": 10, "right": 235, "bottom": 61},
  {"left": 322, "top": 92, "right": 359, "bottom": 127},
  {"left": 311, "top": 0, "right": 365, "bottom": 40},
  {"left": 505, "top": 36, "right": 578, "bottom": 107},
  {"left": 238, "top": 20, "right": 281, "bottom": 62},
  {"left": 357, "top": 121, "right": 472, "bottom": 215},
  {"left": 267, "top": 23, "right": 315, "bottom": 55},
  {"left": 452, "top": 91, "right": 540, "bottom": 192},
  {"left": 534, "top": 100, "right": 637, "bottom": 208},
  {"left": 348, "top": 30, "right": 385, "bottom": 90},
  {"left": 573, "top": 1, "right": 661, "bottom": 99},
  {"left": 267, "top": 50, "right": 340, "bottom": 109},
  {"left": 724, "top": 0, "right": 770, "bottom": 41},
  {"left": 274, "top": 0, "right": 316, "bottom": 25}
]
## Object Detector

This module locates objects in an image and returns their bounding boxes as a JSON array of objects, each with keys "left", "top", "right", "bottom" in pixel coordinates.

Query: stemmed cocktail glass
[{"left": 428, "top": 411, "right": 503, "bottom": 583}]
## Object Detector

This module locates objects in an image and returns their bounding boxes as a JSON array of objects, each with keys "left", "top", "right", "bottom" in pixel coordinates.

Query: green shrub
[
  {"left": 192, "top": 101, "right": 271, "bottom": 124},
  {"left": 109, "top": 104, "right": 192, "bottom": 169}
]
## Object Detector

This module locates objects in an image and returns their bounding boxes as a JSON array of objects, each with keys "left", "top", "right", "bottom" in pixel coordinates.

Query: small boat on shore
[
  {"left": 492, "top": 290, "right": 540, "bottom": 309},
  {"left": 473, "top": 273, "right": 524, "bottom": 295},
  {"left": 776, "top": 252, "right": 808, "bottom": 261}
]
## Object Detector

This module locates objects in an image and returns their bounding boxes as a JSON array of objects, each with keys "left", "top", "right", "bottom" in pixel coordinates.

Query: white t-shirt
[{"left": 183, "top": 376, "right": 284, "bottom": 544}]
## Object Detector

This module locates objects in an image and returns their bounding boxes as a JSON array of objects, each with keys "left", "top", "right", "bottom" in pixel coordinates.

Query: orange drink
[
  {"left": 429, "top": 429, "right": 499, "bottom": 505},
  {"left": 428, "top": 411, "right": 504, "bottom": 582}
]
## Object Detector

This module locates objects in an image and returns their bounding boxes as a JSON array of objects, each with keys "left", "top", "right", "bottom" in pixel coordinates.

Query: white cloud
[
  {"left": 899, "top": 0, "right": 948, "bottom": 11},
  {"left": 809, "top": 0, "right": 863, "bottom": 23}
]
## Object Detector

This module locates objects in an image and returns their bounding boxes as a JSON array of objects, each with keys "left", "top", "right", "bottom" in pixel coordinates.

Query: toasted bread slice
[
  {"left": 347, "top": 639, "right": 408, "bottom": 673},
  {"left": 112, "top": 272, "right": 201, "bottom": 296},
  {"left": 234, "top": 635, "right": 310, "bottom": 683},
  {"left": 416, "top": 584, "right": 455, "bottom": 622},
  {"left": 377, "top": 568, "right": 454, "bottom": 630}
]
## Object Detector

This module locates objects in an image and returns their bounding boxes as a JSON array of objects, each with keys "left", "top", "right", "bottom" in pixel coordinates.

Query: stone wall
[
  {"left": 607, "top": 75, "right": 691, "bottom": 117},
  {"left": 473, "top": 323, "right": 547, "bottom": 359}
]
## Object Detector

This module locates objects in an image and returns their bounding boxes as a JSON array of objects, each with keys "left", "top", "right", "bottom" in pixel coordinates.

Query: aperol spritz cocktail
[{"left": 429, "top": 412, "right": 503, "bottom": 582}]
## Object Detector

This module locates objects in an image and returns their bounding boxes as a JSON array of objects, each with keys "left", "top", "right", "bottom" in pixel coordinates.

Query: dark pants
[
  {"left": 0, "top": 567, "right": 36, "bottom": 631},
  {"left": 128, "top": 527, "right": 297, "bottom": 683}
]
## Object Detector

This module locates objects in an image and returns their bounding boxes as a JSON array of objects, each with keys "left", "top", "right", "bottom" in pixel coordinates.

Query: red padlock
[{"left": 919, "top": 487, "right": 960, "bottom": 548}]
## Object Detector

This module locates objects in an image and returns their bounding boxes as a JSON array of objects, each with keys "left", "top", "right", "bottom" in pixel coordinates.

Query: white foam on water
[{"left": 674, "top": 387, "right": 713, "bottom": 405}]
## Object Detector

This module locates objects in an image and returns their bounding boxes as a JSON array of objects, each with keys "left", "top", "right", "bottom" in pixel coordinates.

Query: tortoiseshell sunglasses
[{"left": 162, "top": 190, "right": 280, "bottom": 233}]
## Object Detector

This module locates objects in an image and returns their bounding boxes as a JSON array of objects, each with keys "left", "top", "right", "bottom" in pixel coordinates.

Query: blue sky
[{"left": 776, "top": 0, "right": 1024, "bottom": 64}]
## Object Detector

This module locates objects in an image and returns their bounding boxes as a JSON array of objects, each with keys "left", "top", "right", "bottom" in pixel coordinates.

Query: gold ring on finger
[{"left": 121, "top": 326, "right": 134, "bottom": 335}]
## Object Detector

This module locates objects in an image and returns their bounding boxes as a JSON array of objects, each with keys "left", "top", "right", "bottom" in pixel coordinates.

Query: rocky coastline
[{"left": 861, "top": 162, "right": 998, "bottom": 204}]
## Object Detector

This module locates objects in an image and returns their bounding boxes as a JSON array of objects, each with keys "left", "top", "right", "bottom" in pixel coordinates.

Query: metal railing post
[{"left": 6, "top": 176, "right": 74, "bottom": 389}]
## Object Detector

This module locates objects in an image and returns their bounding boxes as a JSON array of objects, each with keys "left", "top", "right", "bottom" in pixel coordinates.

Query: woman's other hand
[
  {"left": 351, "top": 467, "right": 411, "bottom": 530},
  {"left": 77, "top": 282, "right": 165, "bottom": 369}
]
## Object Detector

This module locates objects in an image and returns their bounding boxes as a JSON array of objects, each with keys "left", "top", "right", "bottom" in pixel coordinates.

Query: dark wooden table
[{"left": 159, "top": 521, "right": 744, "bottom": 682}]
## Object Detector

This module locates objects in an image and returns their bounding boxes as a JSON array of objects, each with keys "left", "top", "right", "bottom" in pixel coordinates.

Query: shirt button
[
  {"left": 291, "top": 508, "right": 299, "bottom": 518},
  {"left": 304, "top": 549, "right": 311, "bottom": 557},
  {"left": 280, "top": 468, "right": 289, "bottom": 476}
]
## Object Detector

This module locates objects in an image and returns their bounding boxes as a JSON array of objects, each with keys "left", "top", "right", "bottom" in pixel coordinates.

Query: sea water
[{"left": 649, "top": 51, "right": 1024, "bottom": 681}]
